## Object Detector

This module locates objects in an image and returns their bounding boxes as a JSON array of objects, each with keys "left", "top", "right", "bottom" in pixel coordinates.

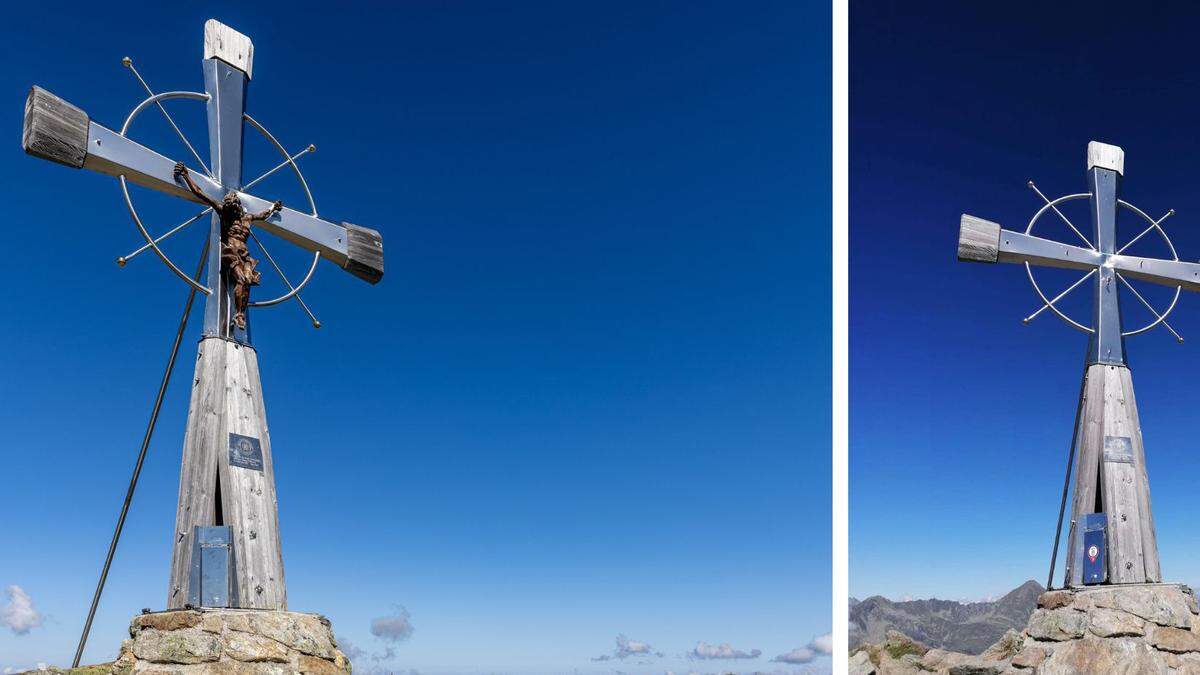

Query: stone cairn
[
  {"left": 34, "top": 609, "right": 352, "bottom": 674},
  {"left": 850, "top": 583, "right": 1200, "bottom": 675}
]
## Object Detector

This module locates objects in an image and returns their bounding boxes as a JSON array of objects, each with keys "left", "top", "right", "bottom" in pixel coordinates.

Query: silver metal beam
[
  {"left": 1088, "top": 165, "right": 1124, "bottom": 365},
  {"left": 117, "top": 144, "right": 317, "bottom": 267},
  {"left": 81, "top": 121, "right": 350, "bottom": 263},
  {"left": 1109, "top": 255, "right": 1200, "bottom": 292},
  {"left": 996, "top": 230, "right": 1104, "bottom": 271}
]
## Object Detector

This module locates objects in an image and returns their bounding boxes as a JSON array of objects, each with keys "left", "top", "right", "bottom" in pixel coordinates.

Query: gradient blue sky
[
  {"left": 852, "top": 1, "right": 1200, "bottom": 602},
  {"left": 0, "top": 2, "right": 828, "bottom": 673}
]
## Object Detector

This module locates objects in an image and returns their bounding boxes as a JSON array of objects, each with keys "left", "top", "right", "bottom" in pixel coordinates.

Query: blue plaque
[
  {"left": 1082, "top": 512, "right": 1108, "bottom": 585},
  {"left": 228, "top": 433, "right": 263, "bottom": 471}
]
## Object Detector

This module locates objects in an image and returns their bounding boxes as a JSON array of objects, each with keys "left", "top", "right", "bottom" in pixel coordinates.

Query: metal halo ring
[
  {"left": 1117, "top": 199, "right": 1182, "bottom": 337},
  {"left": 242, "top": 113, "right": 320, "bottom": 307},
  {"left": 118, "top": 91, "right": 213, "bottom": 295},
  {"left": 1023, "top": 193, "right": 1094, "bottom": 334}
]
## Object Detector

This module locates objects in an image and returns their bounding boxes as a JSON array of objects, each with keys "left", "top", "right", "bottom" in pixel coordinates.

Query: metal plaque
[
  {"left": 1103, "top": 435, "right": 1134, "bottom": 464},
  {"left": 187, "top": 525, "right": 238, "bottom": 608},
  {"left": 228, "top": 433, "right": 263, "bottom": 471}
]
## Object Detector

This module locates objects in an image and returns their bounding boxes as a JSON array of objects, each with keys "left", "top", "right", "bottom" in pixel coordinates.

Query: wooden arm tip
[
  {"left": 958, "top": 214, "right": 1001, "bottom": 264},
  {"left": 23, "top": 86, "right": 88, "bottom": 169},
  {"left": 343, "top": 222, "right": 384, "bottom": 284}
]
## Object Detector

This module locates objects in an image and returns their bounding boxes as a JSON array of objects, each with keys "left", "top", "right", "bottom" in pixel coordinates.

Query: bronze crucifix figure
[{"left": 175, "top": 161, "right": 281, "bottom": 329}]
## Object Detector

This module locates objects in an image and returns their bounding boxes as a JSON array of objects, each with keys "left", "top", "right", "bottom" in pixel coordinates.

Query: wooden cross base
[
  {"left": 1065, "top": 363, "right": 1161, "bottom": 586},
  {"left": 167, "top": 337, "right": 286, "bottom": 609}
]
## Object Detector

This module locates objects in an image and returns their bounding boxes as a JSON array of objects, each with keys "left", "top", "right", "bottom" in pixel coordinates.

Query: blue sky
[
  {"left": 852, "top": 1, "right": 1200, "bottom": 602},
  {"left": 0, "top": 2, "right": 828, "bottom": 673}
]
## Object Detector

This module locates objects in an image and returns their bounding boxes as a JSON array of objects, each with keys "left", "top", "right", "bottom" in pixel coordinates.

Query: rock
[
  {"left": 919, "top": 648, "right": 957, "bottom": 671},
  {"left": 135, "top": 611, "right": 203, "bottom": 633},
  {"left": 981, "top": 629, "right": 1024, "bottom": 660},
  {"left": 240, "top": 613, "right": 336, "bottom": 659},
  {"left": 190, "top": 665, "right": 290, "bottom": 674},
  {"left": 1163, "top": 651, "right": 1200, "bottom": 674},
  {"left": 849, "top": 650, "right": 877, "bottom": 675},
  {"left": 131, "top": 628, "right": 222, "bottom": 664},
  {"left": 1086, "top": 586, "right": 1193, "bottom": 629},
  {"left": 200, "top": 614, "right": 224, "bottom": 634},
  {"left": 882, "top": 630, "right": 928, "bottom": 660},
  {"left": 1039, "top": 590, "right": 1074, "bottom": 610},
  {"left": 918, "top": 648, "right": 1004, "bottom": 675},
  {"left": 947, "top": 664, "right": 1004, "bottom": 675},
  {"left": 1148, "top": 624, "right": 1200, "bottom": 653},
  {"left": 1037, "top": 637, "right": 1167, "bottom": 675},
  {"left": 97, "top": 608, "right": 350, "bottom": 673},
  {"left": 224, "top": 632, "right": 290, "bottom": 663},
  {"left": 112, "top": 639, "right": 136, "bottom": 674},
  {"left": 297, "top": 654, "right": 349, "bottom": 675},
  {"left": 1089, "top": 608, "right": 1146, "bottom": 637},
  {"left": 1010, "top": 645, "right": 1045, "bottom": 669},
  {"left": 1026, "top": 608, "right": 1088, "bottom": 641}
]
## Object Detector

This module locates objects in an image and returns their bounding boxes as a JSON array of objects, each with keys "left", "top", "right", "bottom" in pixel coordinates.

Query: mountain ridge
[{"left": 849, "top": 579, "right": 1043, "bottom": 654}]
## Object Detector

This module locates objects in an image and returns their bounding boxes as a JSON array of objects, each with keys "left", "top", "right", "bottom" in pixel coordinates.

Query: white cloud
[
  {"left": 0, "top": 586, "right": 42, "bottom": 635},
  {"left": 337, "top": 636, "right": 366, "bottom": 661},
  {"left": 808, "top": 633, "right": 832, "bottom": 655},
  {"left": 593, "top": 634, "right": 663, "bottom": 661},
  {"left": 773, "top": 646, "right": 816, "bottom": 663},
  {"left": 370, "top": 607, "right": 414, "bottom": 642},
  {"left": 773, "top": 632, "right": 833, "bottom": 664},
  {"left": 689, "top": 641, "right": 762, "bottom": 660}
]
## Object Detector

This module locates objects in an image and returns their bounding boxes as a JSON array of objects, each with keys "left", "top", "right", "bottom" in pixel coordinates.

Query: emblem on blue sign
[
  {"left": 228, "top": 433, "right": 263, "bottom": 471},
  {"left": 1081, "top": 512, "right": 1108, "bottom": 585}
]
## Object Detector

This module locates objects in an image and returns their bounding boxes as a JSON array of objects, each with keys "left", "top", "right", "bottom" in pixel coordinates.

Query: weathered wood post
[{"left": 956, "top": 141, "right": 1200, "bottom": 586}]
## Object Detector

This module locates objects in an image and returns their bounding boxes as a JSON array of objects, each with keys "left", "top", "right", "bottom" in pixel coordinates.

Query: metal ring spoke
[
  {"left": 1024, "top": 193, "right": 1094, "bottom": 333},
  {"left": 1116, "top": 272, "right": 1184, "bottom": 342},
  {"left": 1024, "top": 269, "right": 1096, "bottom": 325},
  {"left": 1021, "top": 191, "right": 1182, "bottom": 338},
  {"left": 1117, "top": 200, "right": 1181, "bottom": 337},
  {"left": 116, "top": 92, "right": 325, "bottom": 313},
  {"left": 240, "top": 113, "right": 321, "bottom": 307}
]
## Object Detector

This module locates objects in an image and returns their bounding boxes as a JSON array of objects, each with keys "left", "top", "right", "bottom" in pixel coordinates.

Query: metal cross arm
[
  {"left": 958, "top": 215, "right": 1200, "bottom": 293},
  {"left": 22, "top": 85, "right": 384, "bottom": 284}
]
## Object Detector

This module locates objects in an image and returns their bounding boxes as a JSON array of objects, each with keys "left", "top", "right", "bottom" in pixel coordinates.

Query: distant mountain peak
[{"left": 848, "top": 580, "right": 1044, "bottom": 655}]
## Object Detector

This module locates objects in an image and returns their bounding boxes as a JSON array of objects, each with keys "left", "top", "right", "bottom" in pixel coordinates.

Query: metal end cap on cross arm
[
  {"left": 958, "top": 214, "right": 1001, "bottom": 263},
  {"left": 1088, "top": 141, "right": 1124, "bottom": 176}
]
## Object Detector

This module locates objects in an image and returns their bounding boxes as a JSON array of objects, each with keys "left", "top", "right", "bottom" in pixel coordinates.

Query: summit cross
[
  {"left": 958, "top": 141, "right": 1200, "bottom": 587},
  {"left": 22, "top": 19, "right": 385, "bottom": 614}
]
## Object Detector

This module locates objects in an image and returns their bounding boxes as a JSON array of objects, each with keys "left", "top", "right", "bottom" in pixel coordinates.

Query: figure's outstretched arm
[
  {"left": 251, "top": 200, "right": 283, "bottom": 221},
  {"left": 174, "top": 162, "right": 220, "bottom": 209}
]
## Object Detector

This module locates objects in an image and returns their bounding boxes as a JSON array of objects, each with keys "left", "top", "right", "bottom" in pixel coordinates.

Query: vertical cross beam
[
  {"left": 1063, "top": 142, "right": 1159, "bottom": 586},
  {"left": 169, "top": 20, "right": 286, "bottom": 611},
  {"left": 202, "top": 27, "right": 251, "bottom": 344},
  {"left": 1087, "top": 142, "right": 1125, "bottom": 366}
]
